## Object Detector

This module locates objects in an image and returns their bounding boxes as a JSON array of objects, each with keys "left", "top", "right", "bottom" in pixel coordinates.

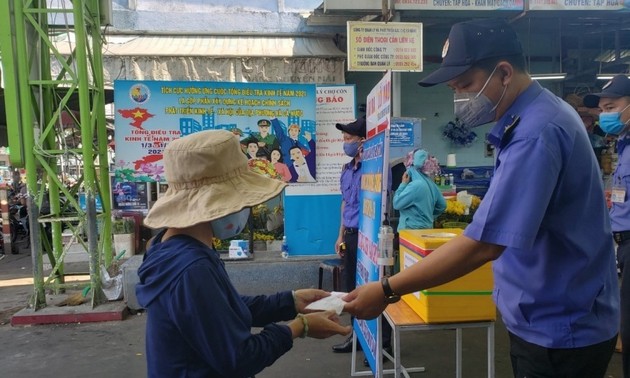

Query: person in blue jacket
[
  {"left": 393, "top": 149, "right": 446, "bottom": 231},
  {"left": 136, "top": 129, "right": 350, "bottom": 378}
]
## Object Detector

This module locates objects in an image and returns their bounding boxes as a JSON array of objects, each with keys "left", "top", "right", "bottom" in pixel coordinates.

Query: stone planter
[
  {"left": 113, "top": 233, "right": 135, "bottom": 259},
  {"left": 266, "top": 240, "right": 283, "bottom": 251},
  {"left": 253, "top": 240, "right": 267, "bottom": 251}
]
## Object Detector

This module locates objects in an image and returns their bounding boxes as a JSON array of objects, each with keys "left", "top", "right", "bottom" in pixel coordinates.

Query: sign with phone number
[{"left": 347, "top": 22, "right": 423, "bottom": 72}]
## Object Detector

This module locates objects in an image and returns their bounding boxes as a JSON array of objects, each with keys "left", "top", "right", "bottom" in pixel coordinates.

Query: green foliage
[
  {"left": 112, "top": 218, "right": 135, "bottom": 234},
  {"left": 114, "top": 168, "right": 136, "bottom": 182}
]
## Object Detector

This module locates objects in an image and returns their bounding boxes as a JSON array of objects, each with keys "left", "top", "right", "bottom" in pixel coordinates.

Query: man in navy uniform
[{"left": 345, "top": 19, "right": 619, "bottom": 378}]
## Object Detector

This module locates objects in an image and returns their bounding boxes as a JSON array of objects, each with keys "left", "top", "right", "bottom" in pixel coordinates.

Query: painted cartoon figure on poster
[
  {"left": 241, "top": 136, "right": 260, "bottom": 159},
  {"left": 271, "top": 118, "right": 312, "bottom": 165},
  {"left": 288, "top": 132, "right": 315, "bottom": 183},
  {"left": 270, "top": 148, "right": 292, "bottom": 182},
  {"left": 253, "top": 119, "right": 279, "bottom": 157}
]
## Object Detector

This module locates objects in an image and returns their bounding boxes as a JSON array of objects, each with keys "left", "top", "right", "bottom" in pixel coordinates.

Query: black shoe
[
  {"left": 363, "top": 346, "right": 393, "bottom": 367},
  {"left": 332, "top": 335, "right": 361, "bottom": 353}
]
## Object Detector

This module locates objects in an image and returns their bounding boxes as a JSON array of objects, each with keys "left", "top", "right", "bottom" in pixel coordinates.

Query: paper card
[{"left": 305, "top": 291, "right": 348, "bottom": 315}]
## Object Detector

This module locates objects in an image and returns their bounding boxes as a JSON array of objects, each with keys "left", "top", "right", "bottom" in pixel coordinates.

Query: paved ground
[{"left": 0, "top": 244, "right": 624, "bottom": 378}]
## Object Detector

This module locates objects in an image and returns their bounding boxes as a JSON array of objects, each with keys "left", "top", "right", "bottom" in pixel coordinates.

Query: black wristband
[{"left": 381, "top": 277, "right": 397, "bottom": 297}]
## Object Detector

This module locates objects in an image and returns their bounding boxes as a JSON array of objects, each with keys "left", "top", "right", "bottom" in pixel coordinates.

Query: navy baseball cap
[
  {"left": 418, "top": 19, "right": 523, "bottom": 87},
  {"left": 336, "top": 116, "right": 366, "bottom": 138},
  {"left": 584, "top": 75, "right": 630, "bottom": 108}
]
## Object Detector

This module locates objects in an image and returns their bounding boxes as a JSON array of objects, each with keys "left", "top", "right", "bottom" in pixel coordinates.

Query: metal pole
[
  {"left": 88, "top": 0, "right": 113, "bottom": 267},
  {"left": 72, "top": 1, "right": 105, "bottom": 307},
  {"left": 12, "top": 0, "right": 47, "bottom": 309}
]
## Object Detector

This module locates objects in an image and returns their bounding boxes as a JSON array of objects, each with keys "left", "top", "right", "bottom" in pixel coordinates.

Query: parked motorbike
[{"left": 9, "top": 204, "right": 29, "bottom": 253}]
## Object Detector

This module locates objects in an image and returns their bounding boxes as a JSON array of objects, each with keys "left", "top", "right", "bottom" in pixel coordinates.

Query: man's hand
[
  {"left": 335, "top": 236, "right": 345, "bottom": 257},
  {"left": 342, "top": 282, "right": 388, "bottom": 319}
]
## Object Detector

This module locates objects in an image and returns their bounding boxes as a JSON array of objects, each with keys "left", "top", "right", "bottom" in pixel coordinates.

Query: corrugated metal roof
[{"left": 55, "top": 35, "right": 345, "bottom": 58}]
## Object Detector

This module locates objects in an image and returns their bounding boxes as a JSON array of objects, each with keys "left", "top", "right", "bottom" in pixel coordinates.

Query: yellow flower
[
  {"left": 248, "top": 158, "right": 282, "bottom": 180},
  {"left": 445, "top": 198, "right": 466, "bottom": 216},
  {"left": 253, "top": 231, "right": 275, "bottom": 241},
  {"left": 436, "top": 195, "right": 483, "bottom": 228},
  {"left": 471, "top": 195, "right": 481, "bottom": 210}
]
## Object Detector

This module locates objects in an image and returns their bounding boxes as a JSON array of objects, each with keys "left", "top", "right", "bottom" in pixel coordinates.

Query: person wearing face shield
[
  {"left": 585, "top": 75, "right": 630, "bottom": 378},
  {"left": 344, "top": 19, "right": 619, "bottom": 378},
  {"left": 135, "top": 130, "right": 351, "bottom": 378}
]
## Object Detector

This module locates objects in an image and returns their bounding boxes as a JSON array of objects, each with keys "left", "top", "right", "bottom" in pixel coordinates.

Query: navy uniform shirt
[
  {"left": 340, "top": 159, "right": 362, "bottom": 228},
  {"left": 610, "top": 135, "right": 630, "bottom": 232},
  {"left": 464, "top": 81, "right": 619, "bottom": 348}
]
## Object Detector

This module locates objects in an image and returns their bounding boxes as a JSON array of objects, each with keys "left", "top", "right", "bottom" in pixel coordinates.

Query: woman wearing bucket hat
[{"left": 136, "top": 130, "right": 350, "bottom": 378}]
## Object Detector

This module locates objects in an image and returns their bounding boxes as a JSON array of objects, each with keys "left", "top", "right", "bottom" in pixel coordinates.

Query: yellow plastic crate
[{"left": 399, "top": 229, "right": 496, "bottom": 323}]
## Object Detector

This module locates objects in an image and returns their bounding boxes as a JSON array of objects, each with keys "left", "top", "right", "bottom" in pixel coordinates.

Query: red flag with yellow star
[{"left": 118, "top": 107, "right": 154, "bottom": 129}]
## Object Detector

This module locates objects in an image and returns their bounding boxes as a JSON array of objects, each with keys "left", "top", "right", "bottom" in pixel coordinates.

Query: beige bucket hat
[{"left": 143, "top": 129, "right": 287, "bottom": 229}]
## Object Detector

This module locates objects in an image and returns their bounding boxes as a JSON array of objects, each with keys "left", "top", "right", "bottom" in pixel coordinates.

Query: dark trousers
[
  {"left": 342, "top": 229, "right": 392, "bottom": 346},
  {"left": 619, "top": 240, "right": 630, "bottom": 378},
  {"left": 509, "top": 332, "right": 616, "bottom": 378},
  {"left": 341, "top": 230, "right": 359, "bottom": 293}
]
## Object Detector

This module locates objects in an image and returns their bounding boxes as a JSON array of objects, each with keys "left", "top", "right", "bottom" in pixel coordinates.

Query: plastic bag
[{"left": 101, "top": 265, "right": 123, "bottom": 301}]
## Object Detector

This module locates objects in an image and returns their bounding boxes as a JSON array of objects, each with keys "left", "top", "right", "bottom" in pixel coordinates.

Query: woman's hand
[
  {"left": 301, "top": 310, "right": 352, "bottom": 339},
  {"left": 401, "top": 171, "right": 410, "bottom": 184},
  {"left": 293, "top": 289, "right": 330, "bottom": 313}
]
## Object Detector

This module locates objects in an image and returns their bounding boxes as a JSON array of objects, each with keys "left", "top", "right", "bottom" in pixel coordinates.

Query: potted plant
[{"left": 112, "top": 217, "right": 135, "bottom": 258}]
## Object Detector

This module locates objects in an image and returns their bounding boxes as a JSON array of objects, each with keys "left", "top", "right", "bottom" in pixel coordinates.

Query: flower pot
[{"left": 113, "top": 233, "right": 135, "bottom": 259}]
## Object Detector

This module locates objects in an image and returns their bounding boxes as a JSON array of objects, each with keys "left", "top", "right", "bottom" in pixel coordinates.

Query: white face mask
[
  {"left": 453, "top": 65, "right": 507, "bottom": 128},
  {"left": 211, "top": 208, "right": 251, "bottom": 240}
]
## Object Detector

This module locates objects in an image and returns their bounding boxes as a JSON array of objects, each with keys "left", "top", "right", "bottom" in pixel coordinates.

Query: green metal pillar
[{"left": 0, "top": 0, "right": 112, "bottom": 309}]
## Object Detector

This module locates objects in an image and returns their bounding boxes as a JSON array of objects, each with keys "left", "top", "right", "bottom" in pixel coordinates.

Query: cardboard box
[
  {"left": 399, "top": 229, "right": 496, "bottom": 323},
  {"left": 229, "top": 239, "right": 250, "bottom": 259}
]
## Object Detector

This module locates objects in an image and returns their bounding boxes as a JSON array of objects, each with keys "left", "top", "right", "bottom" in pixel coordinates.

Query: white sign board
[{"left": 347, "top": 22, "right": 423, "bottom": 72}]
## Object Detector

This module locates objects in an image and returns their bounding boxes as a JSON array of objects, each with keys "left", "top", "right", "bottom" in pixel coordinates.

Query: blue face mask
[
  {"left": 343, "top": 140, "right": 361, "bottom": 157},
  {"left": 211, "top": 208, "right": 250, "bottom": 240},
  {"left": 599, "top": 104, "right": 630, "bottom": 135}
]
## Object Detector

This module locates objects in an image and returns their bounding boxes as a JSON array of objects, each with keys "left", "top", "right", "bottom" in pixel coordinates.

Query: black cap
[
  {"left": 418, "top": 19, "right": 523, "bottom": 87},
  {"left": 584, "top": 75, "right": 630, "bottom": 108},
  {"left": 241, "top": 135, "right": 259, "bottom": 145},
  {"left": 257, "top": 119, "right": 271, "bottom": 127},
  {"left": 336, "top": 116, "right": 366, "bottom": 138}
]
